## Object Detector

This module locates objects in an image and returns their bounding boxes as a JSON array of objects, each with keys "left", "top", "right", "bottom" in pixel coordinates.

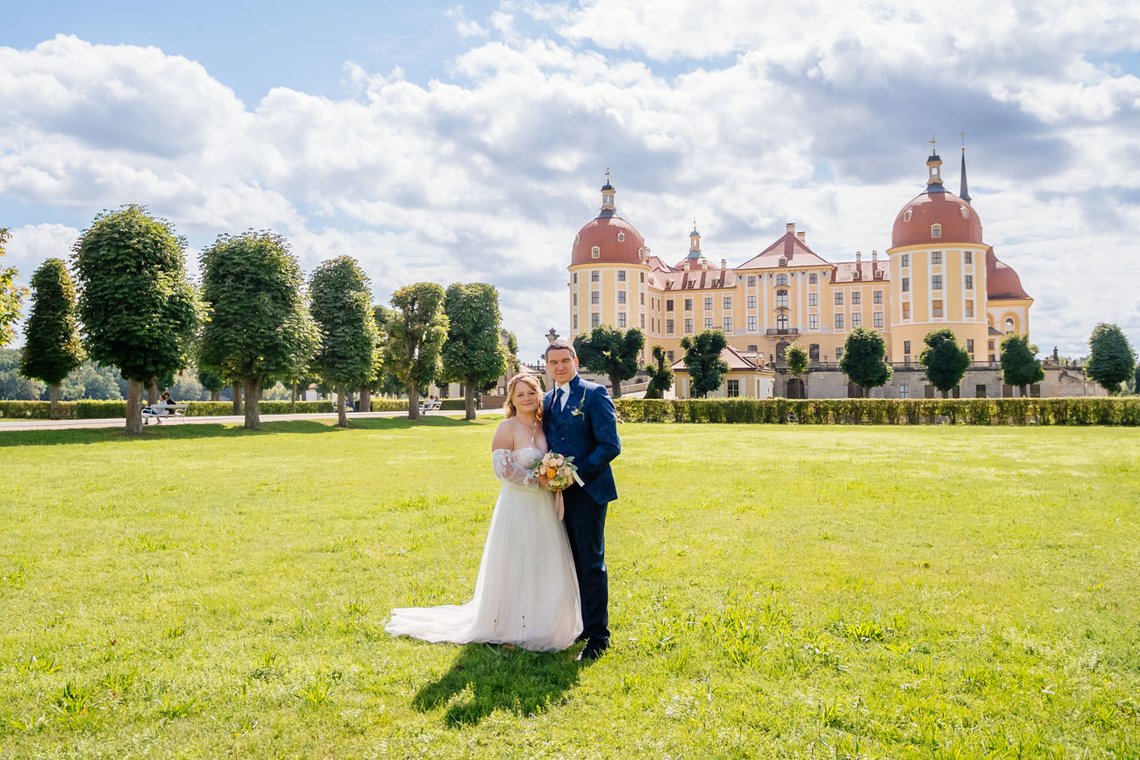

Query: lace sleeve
[{"left": 492, "top": 449, "right": 537, "bottom": 488}]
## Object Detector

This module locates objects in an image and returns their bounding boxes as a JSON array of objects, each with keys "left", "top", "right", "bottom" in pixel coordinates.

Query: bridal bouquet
[
  {"left": 533, "top": 453, "right": 584, "bottom": 522},
  {"left": 533, "top": 452, "right": 585, "bottom": 492}
]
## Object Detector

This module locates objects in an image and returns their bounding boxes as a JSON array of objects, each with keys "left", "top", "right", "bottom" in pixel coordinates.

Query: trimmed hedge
[
  {"left": 0, "top": 398, "right": 413, "bottom": 420},
  {"left": 613, "top": 397, "right": 1140, "bottom": 426}
]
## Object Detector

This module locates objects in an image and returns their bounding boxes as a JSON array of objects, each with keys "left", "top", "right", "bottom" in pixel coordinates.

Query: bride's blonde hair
[{"left": 503, "top": 373, "right": 544, "bottom": 421}]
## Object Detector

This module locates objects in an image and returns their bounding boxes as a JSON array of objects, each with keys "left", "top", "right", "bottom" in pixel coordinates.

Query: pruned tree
[
  {"left": 680, "top": 329, "right": 729, "bottom": 398},
  {"left": 309, "top": 256, "right": 380, "bottom": 427},
  {"left": 501, "top": 328, "right": 521, "bottom": 378},
  {"left": 999, "top": 334, "right": 1045, "bottom": 397},
  {"left": 371, "top": 305, "right": 407, "bottom": 398},
  {"left": 198, "top": 231, "right": 318, "bottom": 429},
  {"left": 573, "top": 325, "right": 645, "bottom": 398},
  {"left": 1086, "top": 322, "right": 1136, "bottom": 395},
  {"left": 20, "top": 259, "right": 84, "bottom": 418},
  {"left": 197, "top": 368, "right": 225, "bottom": 402},
  {"left": 441, "top": 282, "right": 507, "bottom": 420},
  {"left": 384, "top": 282, "right": 448, "bottom": 420},
  {"left": 839, "top": 328, "right": 892, "bottom": 398},
  {"left": 0, "top": 229, "right": 28, "bottom": 348},
  {"left": 786, "top": 342, "right": 808, "bottom": 378},
  {"left": 919, "top": 328, "right": 971, "bottom": 398},
  {"left": 72, "top": 206, "right": 199, "bottom": 434},
  {"left": 644, "top": 345, "right": 674, "bottom": 399}
]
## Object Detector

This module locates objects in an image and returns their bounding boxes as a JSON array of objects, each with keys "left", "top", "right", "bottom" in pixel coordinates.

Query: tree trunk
[
  {"left": 147, "top": 379, "right": 159, "bottom": 406},
  {"left": 610, "top": 372, "right": 623, "bottom": 398},
  {"left": 126, "top": 378, "right": 144, "bottom": 434},
  {"left": 359, "top": 387, "right": 371, "bottom": 413},
  {"left": 210, "top": 390, "right": 220, "bottom": 402},
  {"left": 1019, "top": 384, "right": 1028, "bottom": 398},
  {"left": 290, "top": 381, "right": 298, "bottom": 413},
  {"left": 336, "top": 386, "right": 348, "bottom": 428},
  {"left": 941, "top": 389, "right": 950, "bottom": 399},
  {"left": 408, "top": 385, "right": 421, "bottom": 420},
  {"left": 465, "top": 391, "right": 477, "bottom": 421},
  {"left": 243, "top": 377, "right": 261, "bottom": 429},
  {"left": 49, "top": 383, "right": 60, "bottom": 420},
  {"left": 232, "top": 382, "right": 243, "bottom": 415}
]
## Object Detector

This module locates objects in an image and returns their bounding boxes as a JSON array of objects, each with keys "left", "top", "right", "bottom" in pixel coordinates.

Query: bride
[{"left": 385, "top": 373, "right": 583, "bottom": 651}]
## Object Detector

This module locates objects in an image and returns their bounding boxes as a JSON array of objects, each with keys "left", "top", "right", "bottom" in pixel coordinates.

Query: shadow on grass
[
  {"left": 0, "top": 414, "right": 480, "bottom": 447},
  {"left": 413, "top": 643, "right": 581, "bottom": 727}
]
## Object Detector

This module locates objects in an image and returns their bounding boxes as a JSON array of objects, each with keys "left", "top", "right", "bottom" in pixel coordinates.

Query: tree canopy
[
  {"left": 72, "top": 206, "right": 199, "bottom": 433},
  {"left": 999, "top": 334, "right": 1044, "bottom": 396},
  {"left": 1085, "top": 323, "right": 1136, "bottom": 394},
  {"left": 309, "top": 256, "right": 380, "bottom": 427},
  {"left": 785, "top": 342, "right": 809, "bottom": 378},
  {"left": 442, "top": 282, "right": 507, "bottom": 420},
  {"left": 0, "top": 229, "right": 28, "bottom": 349},
  {"left": 198, "top": 230, "right": 318, "bottom": 429},
  {"left": 681, "top": 330, "right": 729, "bottom": 398},
  {"left": 644, "top": 345, "right": 674, "bottom": 399},
  {"left": 20, "top": 258, "right": 84, "bottom": 416},
  {"left": 384, "top": 282, "right": 448, "bottom": 420},
  {"left": 573, "top": 325, "right": 645, "bottom": 398},
  {"left": 839, "top": 328, "right": 892, "bottom": 397},
  {"left": 919, "top": 328, "right": 971, "bottom": 398}
]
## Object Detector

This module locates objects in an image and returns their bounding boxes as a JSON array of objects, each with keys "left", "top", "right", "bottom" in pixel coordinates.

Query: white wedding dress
[{"left": 385, "top": 447, "right": 583, "bottom": 652}]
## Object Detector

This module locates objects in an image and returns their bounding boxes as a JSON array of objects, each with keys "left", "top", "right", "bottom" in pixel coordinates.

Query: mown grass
[{"left": 1, "top": 419, "right": 1137, "bottom": 757}]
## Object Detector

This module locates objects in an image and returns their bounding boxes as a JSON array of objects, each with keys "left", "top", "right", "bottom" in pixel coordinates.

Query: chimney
[
  {"left": 871, "top": 249, "right": 878, "bottom": 274},
  {"left": 701, "top": 259, "right": 708, "bottom": 271},
  {"left": 855, "top": 250, "right": 863, "bottom": 279},
  {"left": 785, "top": 222, "right": 795, "bottom": 235},
  {"left": 796, "top": 231, "right": 806, "bottom": 242},
  {"left": 720, "top": 258, "right": 727, "bottom": 270}
]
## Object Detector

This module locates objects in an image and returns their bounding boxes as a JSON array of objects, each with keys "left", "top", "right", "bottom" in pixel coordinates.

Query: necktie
[{"left": 554, "top": 387, "right": 564, "bottom": 411}]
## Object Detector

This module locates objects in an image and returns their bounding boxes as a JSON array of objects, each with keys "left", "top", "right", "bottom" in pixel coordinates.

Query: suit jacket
[{"left": 543, "top": 374, "right": 621, "bottom": 505}]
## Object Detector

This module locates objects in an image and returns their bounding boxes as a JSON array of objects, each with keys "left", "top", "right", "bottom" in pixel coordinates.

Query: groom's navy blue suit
[{"left": 543, "top": 374, "right": 621, "bottom": 646}]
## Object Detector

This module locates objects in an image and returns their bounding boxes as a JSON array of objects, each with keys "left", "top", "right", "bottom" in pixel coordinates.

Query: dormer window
[
  {"left": 778, "top": 257, "right": 788, "bottom": 267},
  {"left": 591, "top": 246, "right": 601, "bottom": 259},
  {"left": 931, "top": 224, "right": 942, "bottom": 239},
  {"left": 959, "top": 205, "right": 970, "bottom": 219},
  {"left": 617, "top": 232, "right": 625, "bottom": 242},
  {"left": 903, "top": 209, "right": 912, "bottom": 222}
]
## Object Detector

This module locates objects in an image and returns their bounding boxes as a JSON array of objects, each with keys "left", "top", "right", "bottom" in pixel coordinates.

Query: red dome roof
[
  {"left": 571, "top": 213, "right": 647, "bottom": 267},
  {"left": 986, "top": 248, "right": 1031, "bottom": 300},
  {"left": 892, "top": 188, "right": 983, "bottom": 248}
]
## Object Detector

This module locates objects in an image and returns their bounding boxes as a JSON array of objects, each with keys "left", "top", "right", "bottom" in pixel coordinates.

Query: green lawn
[{"left": 1, "top": 419, "right": 1137, "bottom": 758}]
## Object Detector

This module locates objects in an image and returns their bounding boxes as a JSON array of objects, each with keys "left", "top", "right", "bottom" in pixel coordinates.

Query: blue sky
[{"left": 3, "top": 0, "right": 1139, "bottom": 362}]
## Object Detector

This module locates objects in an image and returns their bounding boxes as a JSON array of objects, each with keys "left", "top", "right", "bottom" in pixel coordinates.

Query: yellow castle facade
[{"left": 567, "top": 150, "right": 1035, "bottom": 397}]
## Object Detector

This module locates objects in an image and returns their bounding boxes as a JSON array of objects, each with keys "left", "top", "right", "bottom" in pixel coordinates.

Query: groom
[{"left": 542, "top": 339, "right": 621, "bottom": 662}]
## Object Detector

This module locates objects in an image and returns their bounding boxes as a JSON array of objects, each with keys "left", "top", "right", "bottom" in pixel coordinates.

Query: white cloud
[{"left": 1, "top": 3, "right": 1138, "bottom": 361}]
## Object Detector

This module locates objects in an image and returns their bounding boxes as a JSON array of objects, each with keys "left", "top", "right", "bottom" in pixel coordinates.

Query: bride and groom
[{"left": 386, "top": 339, "right": 621, "bottom": 661}]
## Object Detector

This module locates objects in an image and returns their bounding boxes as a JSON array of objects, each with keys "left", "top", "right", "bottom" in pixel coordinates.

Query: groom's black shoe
[{"left": 577, "top": 638, "right": 609, "bottom": 662}]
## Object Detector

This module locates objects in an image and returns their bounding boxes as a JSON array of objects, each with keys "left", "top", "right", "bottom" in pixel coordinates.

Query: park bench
[
  {"left": 142, "top": 403, "right": 188, "bottom": 424},
  {"left": 418, "top": 398, "right": 442, "bottom": 415}
]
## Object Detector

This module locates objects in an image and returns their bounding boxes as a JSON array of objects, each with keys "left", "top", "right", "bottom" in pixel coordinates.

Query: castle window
[
  {"left": 777, "top": 315, "right": 789, "bottom": 331},
  {"left": 834, "top": 292, "right": 844, "bottom": 305},
  {"left": 901, "top": 277, "right": 910, "bottom": 293},
  {"left": 640, "top": 293, "right": 645, "bottom": 305},
  {"left": 809, "top": 344, "right": 819, "bottom": 361},
  {"left": 640, "top": 272, "right": 645, "bottom": 282},
  {"left": 591, "top": 291, "right": 600, "bottom": 305},
  {"left": 591, "top": 313, "right": 600, "bottom": 328},
  {"left": 684, "top": 318, "right": 693, "bottom": 333},
  {"left": 776, "top": 274, "right": 788, "bottom": 286},
  {"left": 573, "top": 293, "right": 578, "bottom": 306},
  {"left": 592, "top": 246, "right": 601, "bottom": 259},
  {"left": 933, "top": 299, "right": 943, "bottom": 318},
  {"left": 747, "top": 276, "right": 756, "bottom": 286},
  {"left": 873, "top": 312, "right": 884, "bottom": 328},
  {"left": 903, "top": 209, "right": 913, "bottom": 222},
  {"left": 747, "top": 295, "right": 756, "bottom": 309},
  {"left": 960, "top": 205, "right": 970, "bottom": 219},
  {"left": 964, "top": 275, "right": 973, "bottom": 290},
  {"left": 835, "top": 314, "right": 844, "bottom": 329},
  {"left": 776, "top": 290, "right": 789, "bottom": 308},
  {"left": 723, "top": 317, "right": 732, "bottom": 332},
  {"left": 573, "top": 315, "right": 578, "bottom": 330},
  {"left": 901, "top": 254, "right": 910, "bottom": 268},
  {"left": 873, "top": 290, "right": 883, "bottom": 304},
  {"left": 704, "top": 317, "right": 713, "bottom": 330},
  {"left": 966, "top": 339, "right": 975, "bottom": 355},
  {"left": 572, "top": 273, "right": 578, "bottom": 284},
  {"left": 852, "top": 291, "right": 861, "bottom": 305},
  {"left": 904, "top": 340, "right": 911, "bottom": 354},
  {"left": 964, "top": 251, "right": 972, "bottom": 264},
  {"left": 727, "top": 380, "right": 740, "bottom": 398},
  {"left": 809, "top": 293, "right": 818, "bottom": 307},
  {"left": 617, "top": 312, "right": 626, "bottom": 328},
  {"left": 618, "top": 270, "right": 626, "bottom": 282},
  {"left": 723, "top": 297, "right": 732, "bottom": 310},
  {"left": 747, "top": 316, "right": 757, "bottom": 331},
  {"left": 931, "top": 224, "right": 942, "bottom": 239},
  {"left": 591, "top": 271, "right": 599, "bottom": 282},
  {"left": 704, "top": 297, "right": 713, "bottom": 310},
  {"left": 809, "top": 315, "right": 819, "bottom": 330},
  {"left": 666, "top": 299, "right": 674, "bottom": 311},
  {"left": 902, "top": 302, "right": 911, "bottom": 319},
  {"left": 932, "top": 252, "right": 942, "bottom": 265},
  {"left": 617, "top": 232, "right": 625, "bottom": 242},
  {"left": 666, "top": 319, "right": 674, "bottom": 333},
  {"left": 617, "top": 291, "right": 626, "bottom": 304},
  {"left": 852, "top": 313, "right": 862, "bottom": 328},
  {"left": 932, "top": 275, "right": 943, "bottom": 290},
  {"left": 1005, "top": 317, "right": 1015, "bottom": 333},
  {"left": 809, "top": 272, "right": 818, "bottom": 284},
  {"left": 684, "top": 298, "right": 693, "bottom": 311},
  {"left": 965, "top": 299, "right": 974, "bottom": 318}
]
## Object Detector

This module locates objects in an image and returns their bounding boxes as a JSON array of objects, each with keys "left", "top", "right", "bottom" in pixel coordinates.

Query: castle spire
[
  {"left": 959, "top": 134, "right": 971, "bottom": 202},
  {"left": 599, "top": 169, "right": 616, "bottom": 217},
  {"left": 926, "top": 135, "right": 944, "bottom": 192}
]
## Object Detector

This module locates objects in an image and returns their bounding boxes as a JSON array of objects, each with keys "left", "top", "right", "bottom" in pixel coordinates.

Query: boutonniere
[{"left": 570, "top": 389, "right": 586, "bottom": 417}]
